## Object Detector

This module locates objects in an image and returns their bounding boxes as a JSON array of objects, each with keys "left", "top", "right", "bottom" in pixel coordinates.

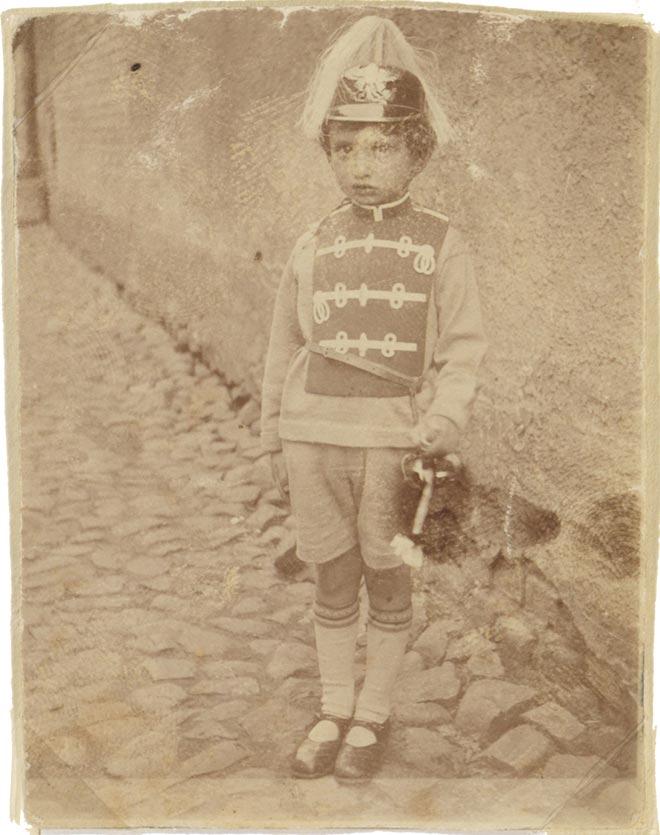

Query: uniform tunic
[{"left": 260, "top": 193, "right": 487, "bottom": 454}]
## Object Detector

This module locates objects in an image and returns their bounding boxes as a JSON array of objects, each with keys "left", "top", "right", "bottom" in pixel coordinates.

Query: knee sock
[
  {"left": 351, "top": 604, "right": 412, "bottom": 738},
  {"left": 312, "top": 598, "right": 360, "bottom": 736}
]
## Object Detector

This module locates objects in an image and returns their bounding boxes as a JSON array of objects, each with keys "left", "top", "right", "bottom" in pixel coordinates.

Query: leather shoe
[
  {"left": 334, "top": 719, "right": 390, "bottom": 783},
  {"left": 291, "top": 714, "right": 351, "bottom": 779}
]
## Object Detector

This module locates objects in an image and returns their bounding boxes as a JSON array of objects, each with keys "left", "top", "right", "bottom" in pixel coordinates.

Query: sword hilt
[{"left": 401, "top": 452, "right": 462, "bottom": 487}]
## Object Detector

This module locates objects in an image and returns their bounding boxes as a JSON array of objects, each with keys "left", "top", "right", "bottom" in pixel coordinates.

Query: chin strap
[{"left": 306, "top": 340, "right": 421, "bottom": 423}]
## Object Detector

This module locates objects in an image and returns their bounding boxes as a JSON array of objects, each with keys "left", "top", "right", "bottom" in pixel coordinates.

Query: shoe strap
[
  {"left": 311, "top": 713, "right": 351, "bottom": 732},
  {"left": 349, "top": 718, "right": 389, "bottom": 737}
]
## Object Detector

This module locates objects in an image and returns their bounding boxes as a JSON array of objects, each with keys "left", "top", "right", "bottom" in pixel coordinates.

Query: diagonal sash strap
[
  {"left": 306, "top": 340, "right": 421, "bottom": 422},
  {"left": 306, "top": 341, "right": 422, "bottom": 392}
]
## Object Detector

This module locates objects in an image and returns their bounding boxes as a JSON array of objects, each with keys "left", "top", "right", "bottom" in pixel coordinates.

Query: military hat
[
  {"left": 325, "top": 63, "right": 426, "bottom": 123},
  {"left": 300, "top": 16, "right": 452, "bottom": 145}
]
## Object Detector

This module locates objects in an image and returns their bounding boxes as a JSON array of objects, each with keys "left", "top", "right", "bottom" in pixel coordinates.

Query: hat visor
[{"left": 325, "top": 103, "right": 420, "bottom": 122}]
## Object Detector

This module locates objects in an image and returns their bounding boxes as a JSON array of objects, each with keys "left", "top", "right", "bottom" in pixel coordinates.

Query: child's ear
[{"left": 411, "top": 155, "right": 428, "bottom": 177}]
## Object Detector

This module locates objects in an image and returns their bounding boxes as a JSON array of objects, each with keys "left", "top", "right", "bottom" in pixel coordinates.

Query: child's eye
[{"left": 333, "top": 144, "right": 351, "bottom": 155}]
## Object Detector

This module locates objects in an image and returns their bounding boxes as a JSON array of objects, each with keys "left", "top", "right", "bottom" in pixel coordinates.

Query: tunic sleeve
[
  {"left": 421, "top": 227, "right": 488, "bottom": 434},
  {"left": 260, "top": 241, "right": 306, "bottom": 453}
]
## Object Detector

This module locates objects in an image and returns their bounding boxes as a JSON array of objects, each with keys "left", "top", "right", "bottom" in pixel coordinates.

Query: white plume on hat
[{"left": 299, "top": 15, "right": 453, "bottom": 146}]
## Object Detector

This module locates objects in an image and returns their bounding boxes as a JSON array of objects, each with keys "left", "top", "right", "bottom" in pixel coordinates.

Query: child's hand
[
  {"left": 269, "top": 451, "right": 289, "bottom": 501},
  {"left": 410, "top": 416, "right": 459, "bottom": 457}
]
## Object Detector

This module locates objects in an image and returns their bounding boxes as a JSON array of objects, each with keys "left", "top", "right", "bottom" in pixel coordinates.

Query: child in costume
[{"left": 260, "top": 16, "right": 487, "bottom": 782}]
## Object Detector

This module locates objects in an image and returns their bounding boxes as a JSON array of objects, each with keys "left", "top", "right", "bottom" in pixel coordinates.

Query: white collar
[{"left": 351, "top": 192, "right": 411, "bottom": 222}]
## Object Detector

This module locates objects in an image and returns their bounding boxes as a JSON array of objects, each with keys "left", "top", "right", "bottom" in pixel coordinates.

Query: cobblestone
[
  {"left": 396, "top": 663, "right": 462, "bottom": 706},
  {"left": 190, "top": 677, "right": 260, "bottom": 698},
  {"left": 401, "top": 650, "right": 425, "bottom": 675},
  {"left": 181, "top": 741, "right": 249, "bottom": 777},
  {"left": 203, "top": 659, "right": 261, "bottom": 678},
  {"left": 396, "top": 727, "right": 461, "bottom": 773},
  {"left": 393, "top": 702, "right": 453, "bottom": 727},
  {"left": 493, "top": 615, "right": 538, "bottom": 663},
  {"left": 182, "top": 718, "right": 241, "bottom": 741},
  {"left": 467, "top": 650, "right": 505, "bottom": 679},
  {"left": 478, "top": 724, "right": 554, "bottom": 775},
  {"left": 412, "top": 621, "right": 449, "bottom": 663},
  {"left": 446, "top": 629, "right": 494, "bottom": 662},
  {"left": 84, "top": 717, "right": 146, "bottom": 747},
  {"left": 20, "top": 228, "right": 625, "bottom": 825},
  {"left": 522, "top": 701, "right": 586, "bottom": 745},
  {"left": 130, "top": 683, "right": 188, "bottom": 712},
  {"left": 202, "top": 700, "right": 252, "bottom": 722},
  {"left": 455, "top": 679, "right": 537, "bottom": 740},
  {"left": 143, "top": 658, "right": 197, "bottom": 681},
  {"left": 266, "top": 641, "right": 317, "bottom": 679},
  {"left": 76, "top": 701, "right": 134, "bottom": 725},
  {"left": 210, "top": 616, "right": 273, "bottom": 637},
  {"left": 48, "top": 734, "right": 90, "bottom": 767}
]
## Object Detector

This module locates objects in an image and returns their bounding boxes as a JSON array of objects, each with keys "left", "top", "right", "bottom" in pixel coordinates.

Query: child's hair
[{"left": 320, "top": 113, "right": 437, "bottom": 166}]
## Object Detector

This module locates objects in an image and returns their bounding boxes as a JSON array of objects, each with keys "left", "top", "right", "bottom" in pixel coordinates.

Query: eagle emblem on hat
[{"left": 342, "top": 63, "right": 399, "bottom": 103}]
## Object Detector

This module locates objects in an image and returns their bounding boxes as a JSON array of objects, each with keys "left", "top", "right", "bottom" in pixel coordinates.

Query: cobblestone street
[{"left": 18, "top": 227, "right": 639, "bottom": 830}]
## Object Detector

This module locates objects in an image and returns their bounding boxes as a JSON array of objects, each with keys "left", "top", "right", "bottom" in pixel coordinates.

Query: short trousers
[{"left": 282, "top": 440, "right": 415, "bottom": 570}]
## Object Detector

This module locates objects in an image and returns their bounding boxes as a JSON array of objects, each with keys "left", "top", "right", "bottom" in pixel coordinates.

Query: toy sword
[{"left": 391, "top": 452, "right": 461, "bottom": 568}]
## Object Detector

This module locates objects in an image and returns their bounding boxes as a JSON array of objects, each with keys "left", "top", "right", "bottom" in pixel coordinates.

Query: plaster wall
[
  {"left": 20, "top": 6, "right": 651, "bottom": 701},
  {"left": 26, "top": 8, "right": 647, "bottom": 514}
]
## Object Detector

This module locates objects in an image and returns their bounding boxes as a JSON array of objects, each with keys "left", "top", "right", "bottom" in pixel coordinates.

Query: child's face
[{"left": 326, "top": 122, "right": 424, "bottom": 206}]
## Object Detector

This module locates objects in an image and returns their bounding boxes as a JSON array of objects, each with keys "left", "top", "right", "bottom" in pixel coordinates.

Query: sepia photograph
[{"left": 4, "top": 1, "right": 658, "bottom": 831}]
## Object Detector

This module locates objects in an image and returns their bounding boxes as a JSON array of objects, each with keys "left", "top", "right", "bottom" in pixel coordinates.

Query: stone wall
[{"left": 13, "top": 6, "right": 652, "bottom": 712}]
